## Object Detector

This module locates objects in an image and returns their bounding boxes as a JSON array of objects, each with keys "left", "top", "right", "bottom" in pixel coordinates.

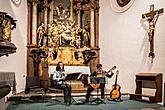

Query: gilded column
[
  {"left": 49, "top": 0, "right": 54, "bottom": 24},
  {"left": 95, "top": 5, "right": 99, "bottom": 48},
  {"left": 43, "top": 0, "right": 49, "bottom": 46},
  {"left": 44, "top": 0, "right": 48, "bottom": 32},
  {"left": 27, "top": 2, "right": 31, "bottom": 45},
  {"left": 77, "top": 2, "right": 82, "bottom": 28},
  {"left": 90, "top": 1, "right": 96, "bottom": 48},
  {"left": 69, "top": 0, "right": 73, "bottom": 20},
  {"left": 32, "top": 0, "right": 38, "bottom": 45}
]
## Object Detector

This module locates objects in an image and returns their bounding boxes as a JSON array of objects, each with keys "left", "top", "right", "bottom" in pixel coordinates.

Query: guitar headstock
[
  {"left": 108, "top": 66, "right": 117, "bottom": 73},
  {"left": 116, "top": 70, "right": 119, "bottom": 75},
  {"left": 111, "top": 66, "right": 117, "bottom": 70}
]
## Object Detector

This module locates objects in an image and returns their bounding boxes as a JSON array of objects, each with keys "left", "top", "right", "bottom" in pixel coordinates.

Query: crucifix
[{"left": 142, "top": 4, "right": 163, "bottom": 59}]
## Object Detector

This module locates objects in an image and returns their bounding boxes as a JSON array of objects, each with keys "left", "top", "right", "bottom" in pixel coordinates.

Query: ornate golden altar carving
[
  {"left": 48, "top": 46, "right": 91, "bottom": 65},
  {"left": 27, "top": 0, "right": 100, "bottom": 78},
  {"left": 0, "top": 11, "right": 17, "bottom": 57}
]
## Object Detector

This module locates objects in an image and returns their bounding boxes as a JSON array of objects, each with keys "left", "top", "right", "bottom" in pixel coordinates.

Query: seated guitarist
[{"left": 85, "top": 64, "right": 116, "bottom": 102}]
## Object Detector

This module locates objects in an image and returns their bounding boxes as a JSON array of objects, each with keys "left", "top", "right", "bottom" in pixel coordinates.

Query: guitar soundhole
[{"left": 117, "top": 0, "right": 131, "bottom": 7}]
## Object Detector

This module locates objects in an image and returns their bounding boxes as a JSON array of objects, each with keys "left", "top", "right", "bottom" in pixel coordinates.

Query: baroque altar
[{"left": 26, "top": 0, "right": 100, "bottom": 89}]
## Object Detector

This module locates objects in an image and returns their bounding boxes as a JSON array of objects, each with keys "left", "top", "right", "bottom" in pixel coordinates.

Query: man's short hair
[{"left": 96, "top": 64, "right": 102, "bottom": 69}]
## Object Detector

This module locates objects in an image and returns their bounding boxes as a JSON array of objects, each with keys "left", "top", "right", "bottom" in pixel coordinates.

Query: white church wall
[
  {"left": 100, "top": 0, "right": 165, "bottom": 97},
  {"left": 0, "top": 0, "right": 27, "bottom": 93}
]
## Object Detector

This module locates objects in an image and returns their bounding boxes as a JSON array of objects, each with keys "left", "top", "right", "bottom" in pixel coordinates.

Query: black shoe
[
  {"left": 101, "top": 96, "right": 105, "bottom": 99},
  {"left": 65, "top": 102, "right": 71, "bottom": 106},
  {"left": 84, "top": 100, "right": 89, "bottom": 104}
]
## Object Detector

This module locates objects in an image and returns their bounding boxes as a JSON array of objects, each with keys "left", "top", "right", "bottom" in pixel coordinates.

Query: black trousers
[
  {"left": 85, "top": 84, "right": 105, "bottom": 101},
  {"left": 54, "top": 83, "right": 71, "bottom": 103}
]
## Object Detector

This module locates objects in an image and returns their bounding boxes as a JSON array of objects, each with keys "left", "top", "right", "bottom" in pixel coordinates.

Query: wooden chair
[{"left": 47, "top": 74, "right": 64, "bottom": 94}]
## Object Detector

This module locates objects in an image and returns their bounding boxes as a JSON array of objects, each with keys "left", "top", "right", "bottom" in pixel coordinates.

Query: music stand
[
  {"left": 90, "top": 76, "right": 106, "bottom": 104},
  {"left": 65, "top": 72, "right": 81, "bottom": 81},
  {"left": 65, "top": 72, "right": 82, "bottom": 104}
]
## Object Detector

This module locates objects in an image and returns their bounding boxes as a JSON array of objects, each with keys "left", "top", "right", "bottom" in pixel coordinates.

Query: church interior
[{"left": 1, "top": 0, "right": 165, "bottom": 110}]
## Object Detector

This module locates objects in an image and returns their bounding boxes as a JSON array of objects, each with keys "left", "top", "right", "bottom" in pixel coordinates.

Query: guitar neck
[
  {"left": 114, "top": 70, "right": 119, "bottom": 89},
  {"left": 95, "top": 66, "right": 116, "bottom": 77},
  {"left": 114, "top": 75, "right": 118, "bottom": 89},
  {"left": 107, "top": 66, "right": 116, "bottom": 74}
]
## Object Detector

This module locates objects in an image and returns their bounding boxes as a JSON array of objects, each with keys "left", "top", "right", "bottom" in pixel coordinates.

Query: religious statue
[
  {"left": 50, "top": 22, "right": 60, "bottom": 46},
  {"left": 81, "top": 28, "right": 90, "bottom": 47},
  {"left": 60, "top": 21, "right": 75, "bottom": 46},
  {"left": 55, "top": 3, "right": 70, "bottom": 19},
  {"left": 37, "top": 23, "right": 45, "bottom": 46},
  {"left": 142, "top": 4, "right": 163, "bottom": 59},
  {"left": 143, "top": 8, "right": 159, "bottom": 42},
  {"left": 0, "top": 11, "right": 17, "bottom": 57},
  {"left": 71, "top": 25, "right": 81, "bottom": 48},
  {"left": 47, "top": 24, "right": 53, "bottom": 46},
  {"left": 2, "top": 21, "right": 11, "bottom": 41},
  {"left": 74, "top": 46, "right": 96, "bottom": 64},
  {"left": 46, "top": 19, "right": 94, "bottom": 65}
]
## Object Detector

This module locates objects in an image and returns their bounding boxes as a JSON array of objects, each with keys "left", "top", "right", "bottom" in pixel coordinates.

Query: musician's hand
[
  {"left": 49, "top": 74, "right": 53, "bottom": 77},
  {"left": 156, "top": 11, "right": 159, "bottom": 15},
  {"left": 60, "top": 76, "right": 66, "bottom": 81}
]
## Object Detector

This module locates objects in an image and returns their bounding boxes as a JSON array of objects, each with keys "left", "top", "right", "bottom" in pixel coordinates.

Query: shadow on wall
[{"left": 140, "top": 18, "right": 153, "bottom": 70}]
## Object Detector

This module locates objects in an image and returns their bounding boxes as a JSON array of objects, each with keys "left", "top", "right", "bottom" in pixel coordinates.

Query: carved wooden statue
[
  {"left": 37, "top": 23, "right": 46, "bottom": 46},
  {"left": 0, "top": 11, "right": 17, "bottom": 57}
]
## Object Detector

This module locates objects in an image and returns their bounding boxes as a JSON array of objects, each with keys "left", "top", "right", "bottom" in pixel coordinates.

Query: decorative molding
[
  {"left": 110, "top": 0, "right": 135, "bottom": 13},
  {"left": 11, "top": 0, "right": 22, "bottom": 5},
  {"left": 117, "top": 0, "right": 131, "bottom": 7}
]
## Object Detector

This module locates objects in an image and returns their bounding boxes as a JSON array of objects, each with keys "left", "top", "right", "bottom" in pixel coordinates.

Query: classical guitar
[
  {"left": 110, "top": 70, "right": 121, "bottom": 100},
  {"left": 90, "top": 66, "right": 117, "bottom": 89}
]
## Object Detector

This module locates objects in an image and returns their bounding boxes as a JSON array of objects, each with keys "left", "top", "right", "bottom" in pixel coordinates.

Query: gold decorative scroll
[{"left": 48, "top": 46, "right": 85, "bottom": 65}]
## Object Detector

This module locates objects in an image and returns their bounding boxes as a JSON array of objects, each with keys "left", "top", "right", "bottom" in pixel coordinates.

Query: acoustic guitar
[
  {"left": 110, "top": 70, "right": 121, "bottom": 100},
  {"left": 90, "top": 66, "right": 117, "bottom": 89}
]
